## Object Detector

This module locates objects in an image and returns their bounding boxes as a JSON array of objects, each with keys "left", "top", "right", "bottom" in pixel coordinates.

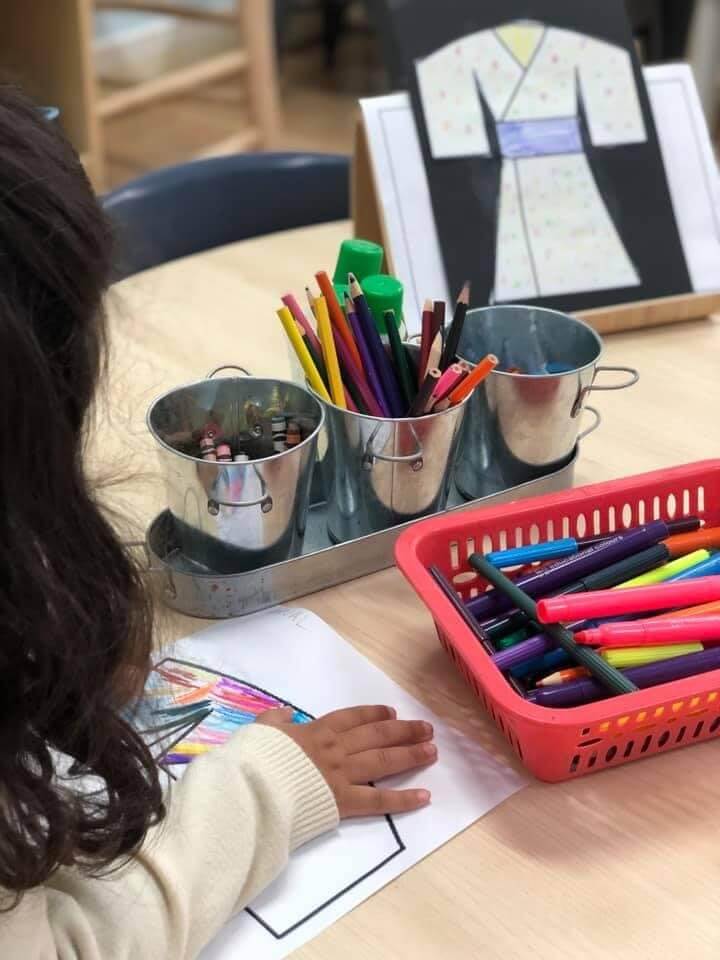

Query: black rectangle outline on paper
[{"left": 149, "top": 657, "right": 407, "bottom": 940}]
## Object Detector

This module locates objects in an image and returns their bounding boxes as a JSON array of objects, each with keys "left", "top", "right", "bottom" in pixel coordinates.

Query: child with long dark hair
[{"left": 0, "top": 87, "right": 436, "bottom": 959}]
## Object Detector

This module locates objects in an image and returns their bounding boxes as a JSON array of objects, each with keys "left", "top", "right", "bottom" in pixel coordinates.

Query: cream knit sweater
[{"left": 0, "top": 724, "right": 339, "bottom": 959}]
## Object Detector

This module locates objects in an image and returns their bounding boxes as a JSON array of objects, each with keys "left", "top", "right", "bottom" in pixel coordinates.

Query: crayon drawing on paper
[
  {"left": 144, "top": 658, "right": 405, "bottom": 940},
  {"left": 415, "top": 20, "right": 646, "bottom": 301}
]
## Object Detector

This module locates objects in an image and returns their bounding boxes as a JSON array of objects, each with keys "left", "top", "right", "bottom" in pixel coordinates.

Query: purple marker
[
  {"left": 576, "top": 516, "right": 700, "bottom": 549},
  {"left": 468, "top": 520, "right": 670, "bottom": 620},
  {"left": 527, "top": 646, "right": 720, "bottom": 708},
  {"left": 492, "top": 617, "right": 589, "bottom": 670},
  {"left": 346, "top": 303, "right": 390, "bottom": 417},
  {"left": 348, "top": 274, "right": 405, "bottom": 418}
]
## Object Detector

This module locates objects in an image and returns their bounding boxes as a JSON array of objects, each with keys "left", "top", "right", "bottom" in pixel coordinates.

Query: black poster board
[{"left": 377, "top": 0, "right": 691, "bottom": 314}]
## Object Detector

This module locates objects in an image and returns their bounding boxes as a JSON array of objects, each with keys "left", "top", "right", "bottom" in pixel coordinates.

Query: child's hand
[{"left": 257, "top": 705, "right": 435, "bottom": 818}]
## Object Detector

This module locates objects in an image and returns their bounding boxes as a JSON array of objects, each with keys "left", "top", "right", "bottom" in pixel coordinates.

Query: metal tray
[{"left": 146, "top": 447, "right": 578, "bottom": 619}]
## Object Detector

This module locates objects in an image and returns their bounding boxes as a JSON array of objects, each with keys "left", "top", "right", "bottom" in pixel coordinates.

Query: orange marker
[
  {"left": 664, "top": 526, "right": 720, "bottom": 557},
  {"left": 315, "top": 270, "right": 363, "bottom": 371},
  {"left": 536, "top": 666, "right": 590, "bottom": 687},
  {"left": 652, "top": 598, "right": 720, "bottom": 620},
  {"left": 447, "top": 353, "right": 499, "bottom": 405}
]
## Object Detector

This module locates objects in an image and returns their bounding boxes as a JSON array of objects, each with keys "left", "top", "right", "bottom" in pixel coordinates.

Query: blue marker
[
  {"left": 669, "top": 551, "right": 720, "bottom": 581},
  {"left": 486, "top": 537, "right": 579, "bottom": 568}
]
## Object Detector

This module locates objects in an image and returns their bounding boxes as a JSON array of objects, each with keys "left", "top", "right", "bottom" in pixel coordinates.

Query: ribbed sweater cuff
[{"left": 240, "top": 725, "right": 339, "bottom": 850}]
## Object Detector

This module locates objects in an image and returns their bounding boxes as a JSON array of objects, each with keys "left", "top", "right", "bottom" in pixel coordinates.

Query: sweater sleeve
[{"left": 0, "top": 724, "right": 339, "bottom": 960}]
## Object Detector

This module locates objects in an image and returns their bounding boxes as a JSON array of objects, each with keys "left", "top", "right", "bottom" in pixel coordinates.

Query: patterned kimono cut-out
[{"left": 416, "top": 21, "right": 646, "bottom": 301}]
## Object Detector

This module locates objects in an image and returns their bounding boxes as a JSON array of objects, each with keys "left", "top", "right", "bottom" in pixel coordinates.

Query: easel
[{"left": 352, "top": 118, "right": 720, "bottom": 335}]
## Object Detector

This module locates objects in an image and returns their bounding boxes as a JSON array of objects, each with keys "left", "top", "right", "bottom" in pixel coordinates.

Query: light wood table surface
[{"left": 103, "top": 221, "right": 720, "bottom": 960}]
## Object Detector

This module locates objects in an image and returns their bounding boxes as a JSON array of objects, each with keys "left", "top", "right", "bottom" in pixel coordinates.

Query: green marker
[{"left": 616, "top": 549, "right": 710, "bottom": 589}]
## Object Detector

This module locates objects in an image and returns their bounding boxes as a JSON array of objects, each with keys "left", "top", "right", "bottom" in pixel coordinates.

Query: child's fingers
[
  {"left": 345, "top": 741, "right": 437, "bottom": 783},
  {"left": 338, "top": 785, "right": 431, "bottom": 818},
  {"left": 341, "top": 719, "right": 434, "bottom": 755},
  {"left": 320, "top": 704, "right": 396, "bottom": 732},
  {"left": 255, "top": 706, "right": 294, "bottom": 726}
]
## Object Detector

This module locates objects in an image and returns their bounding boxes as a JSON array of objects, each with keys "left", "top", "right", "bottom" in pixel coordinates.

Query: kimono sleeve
[
  {"left": 577, "top": 37, "right": 646, "bottom": 147},
  {"left": 415, "top": 31, "right": 491, "bottom": 159}
]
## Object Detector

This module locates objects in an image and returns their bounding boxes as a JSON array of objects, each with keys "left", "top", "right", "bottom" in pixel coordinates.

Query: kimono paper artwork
[{"left": 416, "top": 20, "right": 647, "bottom": 301}]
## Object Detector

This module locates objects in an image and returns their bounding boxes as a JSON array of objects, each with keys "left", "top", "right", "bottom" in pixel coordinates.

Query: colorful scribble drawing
[
  {"left": 145, "top": 658, "right": 313, "bottom": 767},
  {"left": 142, "top": 657, "right": 405, "bottom": 940},
  {"left": 416, "top": 20, "right": 647, "bottom": 300}
]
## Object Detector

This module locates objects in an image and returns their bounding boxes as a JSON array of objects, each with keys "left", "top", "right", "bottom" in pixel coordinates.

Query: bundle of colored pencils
[{"left": 277, "top": 272, "right": 498, "bottom": 419}]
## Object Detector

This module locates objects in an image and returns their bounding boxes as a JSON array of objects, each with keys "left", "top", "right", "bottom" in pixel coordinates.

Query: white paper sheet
[
  {"left": 360, "top": 63, "right": 720, "bottom": 328},
  {"left": 646, "top": 63, "right": 720, "bottom": 292},
  {"left": 155, "top": 607, "right": 526, "bottom": 960}
]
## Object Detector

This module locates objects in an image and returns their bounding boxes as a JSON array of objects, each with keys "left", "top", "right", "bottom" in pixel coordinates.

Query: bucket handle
[
  {"left": 362, "top": 422, "right": 424, "bottom": 472},
  {"left": 572, "top": 365, "right": 639, "bottom": 416},
  {"left": 577, "top": 404, "right": 601, "bottom": 443},
  {"left": 207, "top": 467, "right": 273, "bottom": 515},
  {"left": 206, "top": 365, "right": 251, "bottom": 378}
]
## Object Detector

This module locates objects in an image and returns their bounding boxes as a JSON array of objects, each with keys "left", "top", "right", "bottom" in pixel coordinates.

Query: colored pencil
[
  {"left": 426, "top": 328, "right": 443, "bottom": 378},
  {"left": 408, "top": 368, "right": 441, "bottom": 417},
  {"left": 305, "top": 287, "right": 364, "bottom": 413},
  {"left": 384, "top": 309, "right": 415, "bottom": 411},
  {"left": 315, "top": 269, "right": 363, "bottom": 370},
  {"left": 306, "top": 286, "right": 357, "bottom": 410},
  {"left": 281, "top": 293, "right": 323, "bottom": 357},
  {"left": 277, "top": 306, "right": 331, "bottom": 401},
  {"left": 447, "top": 353, "right": 499, "bottom": 404},
  {"left": 331, "top": 324, "right": 383, "bottom": 417},
  {"left": 536, "top": 666, "right": 589, "bottom": 687},
  {"left": 440, "top": 281, "right": 470, "bottom": 369},
  {"left": 536, "top": 576, "right": 720, "bottom": 623},
  {"left": 315, "top": 294, "right": 346, "bottom": 407},
  {"left": 425, "top": 364, "right": 465, "bottom": 413},
  {"left": 296, "top": 318, "right": 329, "bottom": 388},
  {"left": 468, "top": 552, "right": 638, "bottom": 694},
  {"left": 432, "top": 300, "right": 445, "bottom": 348},
  {"left": 345, "top": 295, "right": 390, "bottom": 417},
  {"left": 418, "top": 298, "right": 434, "bottom": 387},
  {"left": 348, "top": 273, "right": 405, "bottom": 418}
]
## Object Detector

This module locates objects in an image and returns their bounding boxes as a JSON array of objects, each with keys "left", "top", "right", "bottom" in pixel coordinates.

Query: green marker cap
[
  {"left": 362, "top": 274, "right": 404, "bottom": 336},
  {"left": 333, "top": 238, "right": 384, "bottom": 285}
]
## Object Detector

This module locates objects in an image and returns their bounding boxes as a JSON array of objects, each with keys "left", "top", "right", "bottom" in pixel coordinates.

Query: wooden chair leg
[{"left": 238, "top": 0, "right": 282, "bottom": 149}]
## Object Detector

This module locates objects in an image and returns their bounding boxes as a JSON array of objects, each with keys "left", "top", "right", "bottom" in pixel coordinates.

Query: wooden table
[{"left": 104, "top": 221, "right": 720, "bottom": 960}]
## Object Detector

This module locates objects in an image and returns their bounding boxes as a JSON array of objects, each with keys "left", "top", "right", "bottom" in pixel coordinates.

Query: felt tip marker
[
  {"left": 486, "top": 538, "right": 578, "bottom": 568},
  {"left": 576, "top": 615, "right": 720, "bottom": 648},
  {"left": 536, "top": 576, "right": 720, "bottom": 624},
  {"left": 468, "top": 520, "right": 669, "bottom": 619}
]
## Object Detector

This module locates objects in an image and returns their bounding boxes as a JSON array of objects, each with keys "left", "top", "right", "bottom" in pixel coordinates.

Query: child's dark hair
[{"left": 0, "top": 86, "right": 164, "bottom": 897}]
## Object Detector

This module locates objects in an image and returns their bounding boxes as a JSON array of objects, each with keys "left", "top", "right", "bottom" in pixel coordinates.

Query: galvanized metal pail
[
  {"left": 315, "top": 347, "right": 470, "bottom": 542},
  {"left": 455, "top": 305, "right": 639, "bottom": 500},
  {"left": 147, "top": 366, "right": 324, "bottom": 574}
]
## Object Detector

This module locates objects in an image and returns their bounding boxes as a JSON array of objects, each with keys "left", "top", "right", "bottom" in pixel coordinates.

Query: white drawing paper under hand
[{"left": 156, "top": 607, "right": 526, "bottom": 960}]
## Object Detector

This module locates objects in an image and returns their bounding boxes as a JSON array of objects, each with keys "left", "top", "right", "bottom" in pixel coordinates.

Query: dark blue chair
[{"left": 103, "top": 152, "right": 350, "bottom": 281}]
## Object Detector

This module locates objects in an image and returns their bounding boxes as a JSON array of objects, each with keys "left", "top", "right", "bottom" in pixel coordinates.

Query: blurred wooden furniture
[
  {"left": 0, "top": 0, "right": 280, "bottom": 190},
  {"left": 0, "top": 0, "right": 101, "bottom": 181},
  {"left": 94, "top": 0, "right": 281, "bottom": 187}
]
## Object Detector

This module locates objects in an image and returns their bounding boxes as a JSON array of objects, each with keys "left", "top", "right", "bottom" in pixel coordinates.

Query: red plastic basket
[{"left": 395, "top": 460, "right": 720, "bottom": 782}]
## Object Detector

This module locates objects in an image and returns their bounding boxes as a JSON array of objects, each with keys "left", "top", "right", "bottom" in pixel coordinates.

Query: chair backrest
[{"left": 102, "top": 152, "right": 350, "bottom": 281}]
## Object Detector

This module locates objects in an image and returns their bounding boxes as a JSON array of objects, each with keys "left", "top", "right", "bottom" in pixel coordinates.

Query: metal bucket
[
  {"left": 146, "top": 366, "right": 324, "bottom": 574},
  {"left": 455, "top": 305, "right": 639, "bottom": 500},
  {"left": 315, "top": 347, "right": 470, "bottom": 542}
]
